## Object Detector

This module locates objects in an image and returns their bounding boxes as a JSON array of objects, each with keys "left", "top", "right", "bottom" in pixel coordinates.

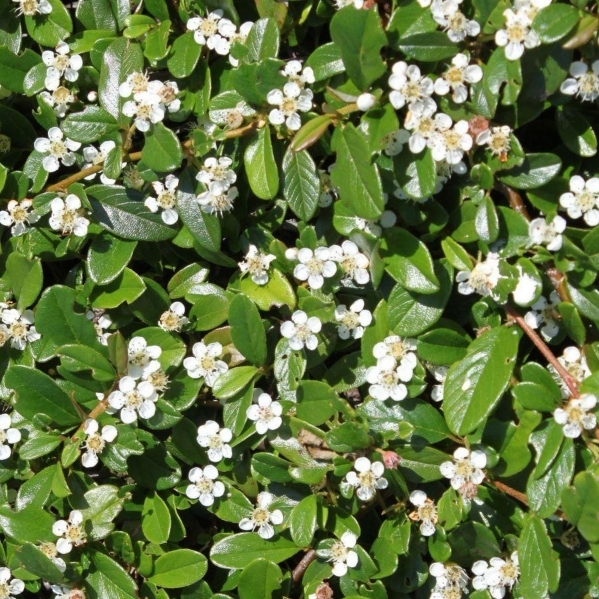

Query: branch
[
  {"left": 69, "top": 397, "right": 109, "bottom": 442},
  {"left": 496, "top": 182, "right": 531, "bottom": 221},
  {"left": 491, "top": 480, "right": 528, "bottom": 506},
  {"left": 292, "top": 549, "right": 316, "bottom": 584},
  {"left": 504, "top": 304, "right": 580, "bottom": 398}
]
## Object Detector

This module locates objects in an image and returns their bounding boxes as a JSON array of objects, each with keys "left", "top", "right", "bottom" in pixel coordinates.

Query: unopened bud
[
  {"left": 356, "top": 92, "right": 376, "bottom": 111},
  {"left": 87, "top": 90, "right": 98, "bottom": 102},
  {"left": 382, "top": 450, "right": 401, "bottom": 469}
]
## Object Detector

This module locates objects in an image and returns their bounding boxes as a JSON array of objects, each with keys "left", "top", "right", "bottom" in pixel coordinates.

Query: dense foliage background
[{"left": 0, "top": 0, "right": 599, "bottom": 597}]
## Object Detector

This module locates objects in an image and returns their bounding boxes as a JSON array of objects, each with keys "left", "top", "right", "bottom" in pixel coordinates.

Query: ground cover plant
[{"left": 0, "top": 0, "right": 598, "bottom": 597}]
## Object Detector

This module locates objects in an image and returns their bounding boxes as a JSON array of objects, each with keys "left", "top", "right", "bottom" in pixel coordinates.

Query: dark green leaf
[
  {"left": 283, "top": 148, "right": 320, "bottom": 222},
  {"left": 229, "top": 294, "right": 267, "bottom": 366},
  {"left": 244, "top": 128, "right": 279, "bottom": 200}
]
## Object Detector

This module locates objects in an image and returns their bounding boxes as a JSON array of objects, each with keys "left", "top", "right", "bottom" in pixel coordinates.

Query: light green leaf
[
  {"left": 62, "top": 106, "right": 119, "bottom": 143},
  {"left": 212, "top": 366, "right": 259, "bottom": 400},
  {"left": 24, "top": 0, "right": 73, "bottom": 47},
  {"left": 86, "top": 552, "right": 139, "bottom": 599},
  {"left": 244, "top": 127, "right": 279, "bottom": 200},
  {"left": 142, "top": 122, "right": 183, "bottom": 173},
  {"left": 498, "top": 153, "right": 562, "bottom": 190},
  {"left": 229, "top": 294, "right": 267, "bottom": 366},
  {"left": 149, "top": 550, "right": 208, "bottom": 589},
  {"left": 87, "top": 233, "right": 137, "bottom": 285},
  {"left": 6, "top": 253, "right": 43, "bottom": 311},
  {"left": 90, "top": 267, "right": 146, "bottom": 309},
  {"left": 210, "top": 533, "right": 299, "bottom": 569},
  {"left": 142, "top": 492, "right": 172, "bottom": 544},
  {"left": 443, "top": 327, "right": 519, "bottom": 435},
  {"left": 532, "top": 4, "right": 579, "bottom": 43},
  {"left": 397, "top": 31, "right": 458, "bottom": 62},
  {"left": 305, "top": 43, "right": 345, "bottom": 81},
  {"left": 15, "top": 543, "right": 64, "bottom": 584},
  {"left": 245, "top": 17, "right": 280, "bottom": 62},
  {"left": 283, "top": 148, "right": 320, "bottom": 222},
  {"left": 238, "top": 559, "right": 283, "bottom": 599},
  {"left": 167, "top": 31, "right": 201, "bottom": 78}
]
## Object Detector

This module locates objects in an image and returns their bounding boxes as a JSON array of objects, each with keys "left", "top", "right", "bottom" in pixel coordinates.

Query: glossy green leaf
[
  {"left": 62, "top": 106, "right": 119, "bottom": 143},
  {"left": 556, "top": 107, "right": 597, "bottom": 158},
  {"left": 24, "top": 0, "right": 73, "bottom": 47},
  {"left": 282, "top": 148, "right": 320, "bottom": 222},
  {"left": 244, "top": 127, "right": 279, "bottom": 200},
  {"left": 90, "top": 268, "right": 146, "bottom": 309},
  {"left": 305, "top": 43, "right": 345, "bottom": 81},
  {"left": 245, "top": 18, "right": 280, "bottom": 62},
  {"left": 142, "top": 122, "right": 183, "bottom": 173},
  {"left": 498, "top": 153, "right": 562, "bottom": 190},
  {"left": 167, "top": 31, "right": 201, "bottom": 78},
  {"left": 238, "top": 559, "right": 283, "bottom": 599},
  {"left": 211, "top": 534, "right": 299, "bottom": 569},
  {"left": 443, "top": 327, "right": 519, "bottom": 435},
  {"left": 149, "top": 550, "right": 207, "bottom": 588},
  {"left": 142, "top": 492, "right": 172, "bottom": 544},
  {"left": 213, "top": 366, "right": 259, "bottom": 400},
  {"left": 532, "top": 4, "right": 579, "bottom": 43},
  {"left": 229, "top": 293, "right": 267, "bottom": 366},
  {"left": 86, "top": 552, "right": 139, "bottom": 599},
  {"left": 6, "top": 253, "right": 43, "bottom": 311},
  {"left": 87, "top": 233, "right": 137, "bottom": 285}
]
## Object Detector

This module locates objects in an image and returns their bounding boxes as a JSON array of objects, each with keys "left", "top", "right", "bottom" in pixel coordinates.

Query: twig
[
  {"left": 491, "top": 480, "right": 528, "bottom": 506},
  {"left": 292, "top": 549, "right": 316, "bottom": 583},
  {"left": 69, "top": 397, "right": 109, "bottom": 442},
  {"left": 496, "top": 182, "right": 531, "bottom": 221},
  {"left": 504, "top": 304, "right": 580, "bottom": 398}
]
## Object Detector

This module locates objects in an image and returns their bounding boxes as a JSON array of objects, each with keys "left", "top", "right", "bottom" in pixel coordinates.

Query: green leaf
[
  {"left": 210, "top": 533, "right": 299, "bottom": 569},
  {"left": 142, "top": 492, "right": 171, "bottom": 544},
  {"left": 98, "top": 38, "right": 143, "bottom": 123},
  {"left": 15, "top": 465, "right": 56, "bottom": 511},
  {"left": 212, "top": 366, "right": 259, "bottom": 400},
  {"left": 5, "top": 365, "right": 81, "bottom": 426},
  {"left": 305, "top": 43, "right": 345, "bottom": 81},
  {"left": 562, "top": 472, "right": 599, "bottom": 543},
  {"left": 22, "top": 149, "right": 49, "bottom": 193},
  {"left": 393, "top": 147, "right": 437, "bottom": 201},
  {"left": 556, "top": 107, "right": 597, "bottom": 158},
  {"left": 297, "top": 381, "right": 342, "bottom": 426},
  {"left": 397, "top": 31, "right": 458, "bottom": 62},
  {"left": 0, "top": 505, "right": 56, "bottom": 543},
  {"left": 0, "top": 0, "right": 22, "bottom": 54},
  {"left": 142, "top": 122, "right": 183, "bottom": 173},
  {"left": 290, "top": 115, "right": 333, "bottom": 153},
  {"left": 15, "top": 543, "right": 64, "bottom": 584},
  {"left": 282, "top": 148, "right": 320, "bottom": 222},
  {"left": 532, "top": 4, "right": 579, "bottom": 43},
  {"left": 567, "top": 283, "right": 599, "bottom": 323},
  {"left": 18, "top": 432, "right": 62, "bottom": 460},
  {"left": 443, "top": 327, "right": 519, "bottom": 436},
  {"left": 24, "top": 0, "right": 73, "bottom": 47},
  {"left": 87, "top": 233, "right": 137, "bottom": 285},
  {"left": 167, "top": 264, "right": 209, "bottom": 298},
  {"left": 387, "top": 260, "right": 452, "bottom": 335},
  {"left": 32, "top": 285, "right": 98, "bottom": 362},
  {"left": 326, "top": 421, "right": 370, "bottom": 452},
  {"left": 58, "top": 344, "right": 115, "bottom": 384},
  {"left": 88, "top": 184, "right": 177, "bottom": 241},
  {"left": 90, "top": 268, "right": 146, "bottom": 309},
  {"left": 0, "top": 48, "right": 41, "bottom": 94},
  {"left": 289, "top": 495, "right": 318, "bottom": 548},
  {"left": 229, "top": 294, "right": 267, "bottom": 366},
  {"left": 245, "top": 17, "right": 280, "bottom": 62},
  {"left": 498, "top": 153, "right": 562, "bottom": 190},
  {"left": 231, "top": 269, "right": 296, "bottom": 311},
  {"left": 330, "top": 6, "right": 387, "bottom": 89},
  {"left": 448, "top": 522, "right": 501, "bottom": 563},
  {"left": 76, "top": 0, "right": 118, "bottom": 31},
  {"left": 417, "top": 327, "right": 470, "bottom": 365},
  {"left": 149, "top": 549, "right": 208, "bottom": 589},
  {"left": 23, "top": 62, "right": 46, "bottom": 96},
  {"left": 62, "top": 106, "right": 119, "bottom": 143},
  {"left": 167, "top": 31, "right": 201, "bottom": 78},
  {"left": 475, "top": 196, "right": 500, "bottom": 244},
  {"left": 6, "top": 253, "right": 43, "bottom": 311},
  {"left": 332, "top": 124, "right": 384, "bottom": 219},
  {"left": 229, "top": 59, "right": 287, "bottom": 106},
  {"left": 128, "top": 438, "right": 181, "bottom": 490},
  {"left": 380, "top": 228, "right": 440, "bottom": 294},
  {"left": 244, "top": 128, "right": 279, "bottom": 200},
  {"left": 238, "top": 559, "right": 283, "bottom": 599},
  {"left": 399, "top": 446, "right": 448, "bottom": 482},
  {"left": 519, "top": 516, "right": 560, "bottom": 598},
  {"left": 86, "top": 552, "right": 139, "bottom": 599},
  {"left": 189, "top": 290, "right": 230, "bottom": 331}
]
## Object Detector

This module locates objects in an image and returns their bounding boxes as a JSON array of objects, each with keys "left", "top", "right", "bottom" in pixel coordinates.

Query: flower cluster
[
  {"left": 40, "top": 42, "right": 82, "bottom": 117},
  {"left": 196, "top": 156, "right": 239, "bottom": 216},
  {"left": 440, "top": 447, "right": 487, "bottom": 499},
  {"left": 472, "top": 552, "right": 520, "bottom": 598},
  {"left": 0, "top": 306, "right": 40, "bottom": 350}
]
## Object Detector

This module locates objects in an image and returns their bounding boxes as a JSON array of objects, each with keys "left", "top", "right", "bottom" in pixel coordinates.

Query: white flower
[
  {"left": 495, "top": 8, "right": 540, "bottom": 61},
  {"left": 158, "top": 302, "right": 189, "bottom": 332},
  {"left": 122, "top": 92, "right": 165, "bottom": 132},
  {"left": 345, "top": 457, "right": 388, "bottom": 501},
  {"left": 239, "top": 245, "right": 276, "bottom": 285},
  {"left": 0, "top": 568, "right": 24, "bottom": 599},
  {"left": 127, "top": 336, "right": 162, "bottom": 379},
  {"left": 209, "top": 100, "right": 255, "bottom": 127},
  {"left": 373, "top": 335, "right": 418, "bottom": 363},
  {"left": 388, "top": 61, "right": 436, "bottom": 114},
  {"left": 476, "top": 125, "right": 513, "bottom": 159},
  {"left": 329, "top": 240, "right": 370, "bottom": 285},
  {"left": 148, "top": 79, "right": 181, "bottom": 113},
  {"left": 408, "top": 490, "right": 438, "bottom": 536},
  {"left": 86, "top": 310, "right": 112, "bottom": 345},
  {"left": 405, "top": 110, "right": 444, "bottom": 154},
  {"left": 49, "top": 194, "right": 90, "bottom": 237},
  {"left": 434, "top": 53, "right": 482, "bottom": 103},
  {"left": 280, "top": 310, "right": 322, "bottom": 351},
  {"left": 524, "top": 291, "right": 560, "bottom": 340},
  {"left": 472, "top": 552, "right": 520, "bottom": 599},
  {"left": 0, "top": 414, "right": 20, "bottom": 460},
  {"left": 34, "top": 127, "right": 81, "bottom": 173},
  {"left": 197, "top": 181, "right": 238, "bottom": 216},
  {"left": 239, "top": 492, "right": 284, "bottom": 539},
  {"left": 83, "top": 141, "right": 118, "bottom": 185},
  {"left": 0, "top": 199, "right": 39, "bottom": 236},
  {"left": 196, "top": 156, "right": 237, "bottom": 189},
  {"left": 197, "top": 420, "right": 233, "bottom": 462},
  {"left": 317, "top": 532, "right": 359, "bottom": 577},
  {"left": 456, "top": 253, "right": 501, "bottom": 297},
  {"left": 247, "top": 390, "right": 283, "bottom": 435},
  {"left": 107, "top": 376, "right": 158, "bottom": 424},
  {"left": 382, "top": 129, "right": 411, "bottom": 156},
  {"left": 42, "top": 42, "right": 82, "bottom": 91},
  {"left": 38, "top": 543, "right": 66, "bottom": 573},
  {"left": 281, "top": 60, "right": 315, "bottom": 87},
  {"left": 335, "top": 0, "right": 365, "bottom": 8},
  {"left": 430, "top": 562, "right": 469, "bottom": 598},
  {"left": 40, "top": 86, "right": 76, "bottom": 118},
  {"left": 145, "top": 175, "right": 179, "bottom": 225},
  {"left": 512, "top": 269, "right": 539, "bottom": 306},
  {"left": 559, "top": 175, "right": 599, "bottom": 226},
  {"left": 226, "top": 21, "right": 254, "bottom": 67},
  {"left": 187, "top": 11, "right": 231, "bottom": 55},
  {"left": 529, "top": 215, "right": 566, "bottom": 251},
  {"left": 357, "top": 93, "right": 377, "bottom": 111},
  {"left": 434, "top": 0, "right": 481, "bottom": 42},
  {"left": 119, "top": 71, "right": 150, "bottom": 98},
  {"left": 335, "top": 299, "right": 372, "bottom": 340},
  {"left": 429, "top": 118, "right": 473, "bottom": 165},
  {"left": 293, "top": 247, "right": 337, "bottom": 289},
  {"left": 430, "top": 365, "right": 448, "bottom": 402},
  {"left": 554, "top": 346, "right": 591, "bottom": 398},
  {"left": 50, "top": 585, "right": 85, "bottom": 599},
  {"left": 560, "top": 60, "right": 599, "bottom": 102},
  {"left": 184, "top": 341, "right": 228, "bottom": 386},
  {"left": 13, "top": 0, "right": 51, "bottom": 15},
  {"left": 267, "top": 82, "right": 313, "bottom": 131},
  {"left": 354, "top": 212, "right": 397, "bottom": 237},
  {"left": 81, "top": 419, "right": 117, "bottom": 468},
  {"left": 366, "top": 355, "right": 415, "bottom": 401},
  {"left": 554, "top": 394, "right": 597, "bottom": 438},
  {"left": 440, "top": 447, "right": 486, "bottom": 497},
  {"left": 52, "top": 510, "right": 86, "bottom": 554},
  {"left": 186, "top": 465, "right": 225, "bottom": 505},
  {"left": 1, "top": 308, "right": 41, "bottom": 350},
  {"left": 514, "top": 0, "right": 551, "bottom": 20}
]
